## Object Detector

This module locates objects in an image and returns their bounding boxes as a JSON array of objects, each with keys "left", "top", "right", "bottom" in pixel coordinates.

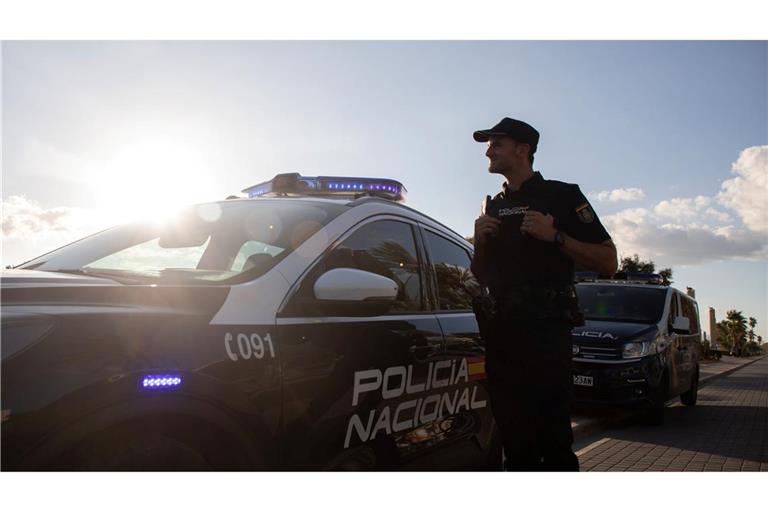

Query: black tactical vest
[{"left": 485, "top": 173, "right": 580, "bottom": 295}]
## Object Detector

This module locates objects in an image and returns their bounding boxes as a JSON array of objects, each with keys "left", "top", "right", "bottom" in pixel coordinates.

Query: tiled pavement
[{"left": 574, "top": 356, "right": 768, "bottom": 471}]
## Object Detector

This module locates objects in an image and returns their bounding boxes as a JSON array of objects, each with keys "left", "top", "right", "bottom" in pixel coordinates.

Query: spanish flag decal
[{"left": 467, "top": 356, "right": 486, "bottom": 381}]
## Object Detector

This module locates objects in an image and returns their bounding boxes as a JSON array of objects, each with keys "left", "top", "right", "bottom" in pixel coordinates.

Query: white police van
[
  {"left": 1, "top": 173, "right": 498, "bottom": 470},
  {"left": 571, "top": 272, "right": 702, "bottom": 424}
]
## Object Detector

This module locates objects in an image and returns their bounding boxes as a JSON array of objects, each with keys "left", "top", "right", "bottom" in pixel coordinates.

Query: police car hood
[
  {"left": 1, "top": 269, "right": 233, "bottom": 415},
  {"left": 1, "top": 268, "right": 124, "bottom": 287},
  {"left": 572, "top": 320, "right": 658, "bottom": 343},
  {"left": 1, "top": 269, "right": 230, "bottom": 320}
]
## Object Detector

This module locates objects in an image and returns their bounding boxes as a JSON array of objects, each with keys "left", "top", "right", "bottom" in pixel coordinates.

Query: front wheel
[{"left": 680, "top": 367, "right": 699, "bottom": 406}]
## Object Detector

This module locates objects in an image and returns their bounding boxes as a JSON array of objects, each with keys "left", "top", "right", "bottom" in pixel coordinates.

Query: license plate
[{"left": 574, "top": 375, "right": 594, "bottom": 387}]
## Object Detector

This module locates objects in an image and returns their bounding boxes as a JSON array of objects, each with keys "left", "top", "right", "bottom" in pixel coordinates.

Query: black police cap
[{"left": 473, "top": 117, "right": 540, "bottom": 152}]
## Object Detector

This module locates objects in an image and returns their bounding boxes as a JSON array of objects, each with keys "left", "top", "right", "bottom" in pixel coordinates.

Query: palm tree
[
  {"left": 748, "top": 317, "right": 757, "bottom": 344},
  {"left": 723, "top": 310, "right": 748, "bottom": 356}
]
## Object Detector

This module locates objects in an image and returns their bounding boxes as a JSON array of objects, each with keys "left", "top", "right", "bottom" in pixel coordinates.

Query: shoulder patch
[{"left": 576, "top": 202, "right": 595, "bottom": 223}]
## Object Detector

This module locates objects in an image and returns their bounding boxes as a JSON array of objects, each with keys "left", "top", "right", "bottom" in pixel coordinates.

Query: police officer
[{"left": 470, "top": 117, "right": 617, "bottom": 471}]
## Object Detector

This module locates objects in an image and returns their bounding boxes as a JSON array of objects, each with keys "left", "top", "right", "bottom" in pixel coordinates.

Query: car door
[
  {"left": 276, "top": 217, "right": 446, "bottom": 470},
  {"left": 418, "top": 226, "right": 496, "bottom": 470}
]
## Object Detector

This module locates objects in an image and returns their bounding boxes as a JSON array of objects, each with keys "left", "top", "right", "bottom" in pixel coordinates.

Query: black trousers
[{"left": 485, "top": 316, "right": 580, "bottom": 471}]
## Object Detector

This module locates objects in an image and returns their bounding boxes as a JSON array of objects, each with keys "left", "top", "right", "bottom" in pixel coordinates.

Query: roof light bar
[
  {"left": 575, "top": 272, "right": 665, "bottom": 285},
  {"left": 623, "top": 272, "right": 664, "bottom": 284},
  {"left": 242, "top": 173, "right": 407, "bottom": 202},
  {"left": 574, "top": 271, "right": 600, "bottom": 282}
]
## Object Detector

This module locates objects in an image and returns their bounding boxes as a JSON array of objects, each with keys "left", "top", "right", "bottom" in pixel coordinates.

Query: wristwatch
[{"left": 553, "top": 230, "right": 566, "bottom": 247}]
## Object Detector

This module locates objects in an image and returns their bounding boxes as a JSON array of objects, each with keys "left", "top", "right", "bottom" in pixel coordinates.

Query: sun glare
[{"left": 95, "top": 137, "right": 220, "bottom": 225}]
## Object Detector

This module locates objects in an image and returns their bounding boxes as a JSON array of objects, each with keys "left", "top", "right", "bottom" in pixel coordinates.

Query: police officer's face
[{"left": 485, "top": 136, "right": 528, "bottom": 174}]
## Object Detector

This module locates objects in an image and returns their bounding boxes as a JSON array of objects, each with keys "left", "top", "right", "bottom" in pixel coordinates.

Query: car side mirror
[
  {"left": 312, "top": 268, "right": 398, "bottom": 315},
  {"left": 671, "top": 316, "right": 691, "bottom": 335}
]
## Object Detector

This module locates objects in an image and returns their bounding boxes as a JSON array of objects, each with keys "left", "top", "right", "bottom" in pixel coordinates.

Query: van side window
[
  {"left": 424, "top": 231, "right": 480, "bottom": 311},
  {"left": 680, "top": 297, "right": 700, "bottom": 335},
  {"left": 667, "top": 293, "right": 679, "bottom": 332},
  {"left": 693, "top": 302, "right": 701, "bottom": 334}
]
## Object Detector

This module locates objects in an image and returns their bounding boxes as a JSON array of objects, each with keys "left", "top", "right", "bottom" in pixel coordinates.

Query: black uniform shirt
[{"left": 485, "top": 172, "right": 610, "bottom": 295}]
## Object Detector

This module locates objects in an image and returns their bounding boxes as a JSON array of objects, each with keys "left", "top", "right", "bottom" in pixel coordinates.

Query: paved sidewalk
[
  {"left": 570, "top": 355, "right": 764, "bottom": 440},
  {"left": 573, "top": 355, "right": 768, "bottom": 471},
  {"left": 700, "top": 355, "right": 759, "bottom": 382}
]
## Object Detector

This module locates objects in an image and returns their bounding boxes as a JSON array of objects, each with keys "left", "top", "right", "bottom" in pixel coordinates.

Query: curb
[
  {"left": 572, "top": 355, "right": 765, "bottom": 442},
  {"left": 699, "top": 355, "right": 765, "bottom": 387}
]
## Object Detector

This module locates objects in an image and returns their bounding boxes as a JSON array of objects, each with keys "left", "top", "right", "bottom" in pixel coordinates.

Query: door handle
[{"left": 409, "top": 343, "right": 441, "bottom": 362}]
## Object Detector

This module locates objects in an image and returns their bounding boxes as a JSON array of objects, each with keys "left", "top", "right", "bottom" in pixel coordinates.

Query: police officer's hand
[
  {"left": 474, "top": 215, "right": 501, "bottom": 246},
  {"left": 521, "top": 211, "right": 557, "bottom": 242}
]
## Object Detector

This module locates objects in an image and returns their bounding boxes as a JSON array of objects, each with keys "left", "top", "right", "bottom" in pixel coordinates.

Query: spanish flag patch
[
  {"left": 467, "top": 356, "right": 486, "bottom": 381},
  {"left": 575, "top": 202, "right": 595, "bottom": 223}
]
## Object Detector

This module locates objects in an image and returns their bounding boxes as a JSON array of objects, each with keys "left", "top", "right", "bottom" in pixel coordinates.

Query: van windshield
[
  {"left": 18, "top": 200, "right": 345, "bottom": 285},
  {"left": 576, "top": 285, "right": 667, "bottom": 324}
]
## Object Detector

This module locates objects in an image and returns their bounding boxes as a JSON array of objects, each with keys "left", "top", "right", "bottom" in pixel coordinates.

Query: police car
[
  {"left": 1, "top": 173, "right": 498, "bottom": 470},
  {"left": 571, "top": 272, "right": 702, "bottom": 424}
]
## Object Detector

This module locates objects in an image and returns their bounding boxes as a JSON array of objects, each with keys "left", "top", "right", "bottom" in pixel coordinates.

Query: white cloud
[
  {"left": 603, "top": 207, "right": 766, "bottom": 266},
  {"left": 589, "top": 187, "right": 646, "bottom": 202},
  {"left": 703, "top": 208, "right": 732, "bottom": 223},
  {"left": 654, "top": 197, "right": 703, "bottom": 220},
  {"left": 1, "top": 195, "right": 102, "bottom": 240},
  {"left": 717, "top": 145, "right": 768, "bottom": 233},
  {"left": 652, "top": 196, "right": 732, "bottom": 223},
  {"left": 603, "top": 146, "right": 768, "bottom": 266}
]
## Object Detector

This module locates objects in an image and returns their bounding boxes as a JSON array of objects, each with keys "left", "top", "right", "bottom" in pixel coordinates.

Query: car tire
[{"left": 680, "top": 367, "right": 699, "bottom": 406}]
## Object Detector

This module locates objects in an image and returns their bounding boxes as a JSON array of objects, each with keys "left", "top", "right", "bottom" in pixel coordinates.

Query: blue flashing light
[
  {"left": 141, "top": 374, "right": 182, "bottom": 389},
  {"left": 242, "top": 173, "right": 407, "bottom": 202}
]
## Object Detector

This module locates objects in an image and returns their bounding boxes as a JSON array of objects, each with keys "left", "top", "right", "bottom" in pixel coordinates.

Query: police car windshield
[
  {"left": 576, "top": 285, "right": 668, "bottom": 324},
  {"left": 19, "top": 200, "right": 345, "bottom": 285}
]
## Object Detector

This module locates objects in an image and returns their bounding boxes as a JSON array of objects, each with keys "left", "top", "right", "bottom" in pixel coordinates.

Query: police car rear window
[
  {"left": 20, "top": 201, "right": 346, "bottom": 285},
  {"left": 576, "top": 285, "right": 667, "bottom": 324}
]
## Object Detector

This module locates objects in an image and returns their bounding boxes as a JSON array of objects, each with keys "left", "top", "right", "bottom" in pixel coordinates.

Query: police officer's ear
[{"left": 515, "top": 142, "right": 531, "bottom": 159}]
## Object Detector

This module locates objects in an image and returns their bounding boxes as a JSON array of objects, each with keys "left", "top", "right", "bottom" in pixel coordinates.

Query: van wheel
[{"left": 680, "top": 367, "right": 699, "bottom": 406}]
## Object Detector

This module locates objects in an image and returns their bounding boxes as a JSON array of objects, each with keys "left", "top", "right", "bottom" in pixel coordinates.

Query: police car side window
[
  {"left": 314, "top": 220, "right": 422, "bottom": 313},
  {"left": 424, "top": 231, "right": 480, "bottom": 311}
]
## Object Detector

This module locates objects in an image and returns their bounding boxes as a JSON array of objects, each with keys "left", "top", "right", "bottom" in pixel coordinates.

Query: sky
[{"left": 2, "top": 40, "right": 766, "bottom": 340}]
